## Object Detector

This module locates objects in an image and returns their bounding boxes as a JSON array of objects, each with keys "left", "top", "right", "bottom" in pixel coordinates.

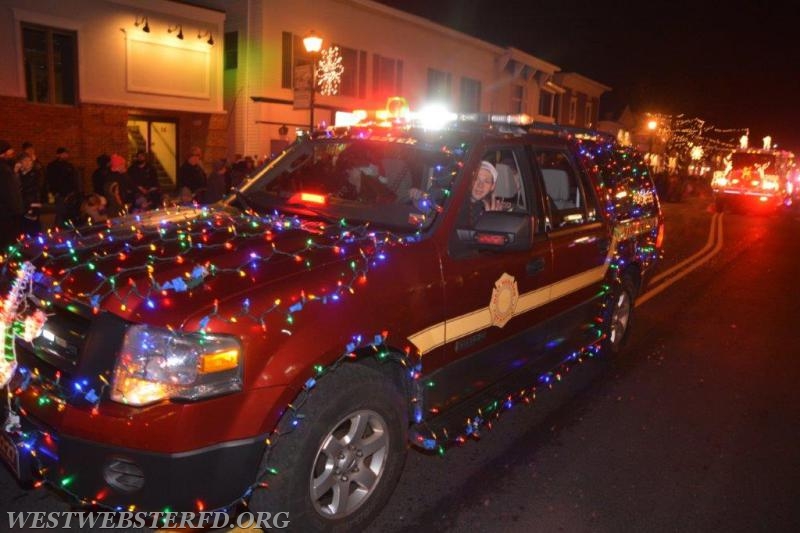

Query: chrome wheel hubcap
[
  {"left": 609, "top": 290, "right": 631, "bottom": 347},
  {"left": 310, "top": 409, "right": 389, "bottom": 518}
]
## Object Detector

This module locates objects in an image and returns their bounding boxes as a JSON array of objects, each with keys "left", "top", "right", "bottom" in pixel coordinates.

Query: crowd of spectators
[{"left": 0, "top": 140, "right": 263, "bottom": 247}]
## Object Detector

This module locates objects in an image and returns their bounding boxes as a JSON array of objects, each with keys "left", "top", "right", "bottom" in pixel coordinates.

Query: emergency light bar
[
  {"left": 333, "top": 97, "right": 535, "bottom": 130},
  {"left": 334, "top": 109, "right": 535, "bottom": 130}
]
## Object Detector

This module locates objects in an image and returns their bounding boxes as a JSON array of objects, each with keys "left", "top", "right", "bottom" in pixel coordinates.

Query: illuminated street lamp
[
  {"left": 647, "top": 120, "right": 658, "bottom": 158},
  {"left": 303, "top": 31, "right": 323, "bottom": 132}
]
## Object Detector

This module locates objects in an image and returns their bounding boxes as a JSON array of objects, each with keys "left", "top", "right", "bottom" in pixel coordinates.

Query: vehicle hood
[{"left": 10, "top": 206, "right": 399, "bottom": 330}]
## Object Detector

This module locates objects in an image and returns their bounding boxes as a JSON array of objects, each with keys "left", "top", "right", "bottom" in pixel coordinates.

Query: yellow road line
[
  {"left": 649, "top": 212, "right": 719, "bottom": 285},
  {"left": 637, "top": 212, "right": 724, "bottom": 306}
]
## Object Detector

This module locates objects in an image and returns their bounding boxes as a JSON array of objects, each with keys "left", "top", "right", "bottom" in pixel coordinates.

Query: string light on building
[{"left": 316, "top": 46, "right": 344, "bottom": 96}]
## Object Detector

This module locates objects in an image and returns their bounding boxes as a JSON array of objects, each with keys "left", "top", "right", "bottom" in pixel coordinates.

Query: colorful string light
[{"left": 0, "top": 135, "right": 660, "bottom": 518}]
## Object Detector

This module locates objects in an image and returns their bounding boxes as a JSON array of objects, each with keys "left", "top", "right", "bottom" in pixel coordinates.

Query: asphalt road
[{"left": 3, "top": 195, "right": 800, "bottom": 532}]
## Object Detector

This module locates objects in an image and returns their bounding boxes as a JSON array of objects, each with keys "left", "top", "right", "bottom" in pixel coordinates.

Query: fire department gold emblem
[{"left": 489, "top": 272, "right": 518, "bottom": 328}]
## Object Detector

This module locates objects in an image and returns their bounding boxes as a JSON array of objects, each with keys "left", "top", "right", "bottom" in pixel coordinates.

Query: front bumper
[{"left": 1, "top": 400, "right": 267, "bottom": 511}]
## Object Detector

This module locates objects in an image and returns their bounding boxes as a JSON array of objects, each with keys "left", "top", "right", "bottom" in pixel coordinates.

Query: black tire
[
  {"left": 249, "top": 363, "right": 408, "bottom": 532},
  {"left": 603, "top": 276, "right": 636, "bottom": 355}
]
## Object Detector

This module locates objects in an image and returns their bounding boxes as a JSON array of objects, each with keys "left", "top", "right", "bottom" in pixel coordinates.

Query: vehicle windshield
[{"left": 231, "top": 135, "right": 466, "bottom": 231}]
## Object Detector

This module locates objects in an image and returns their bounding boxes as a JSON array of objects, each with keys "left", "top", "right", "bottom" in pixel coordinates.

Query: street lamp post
[
  {"left": 647, "top": 119, "right": 658, "bottom": 153},
  {"left": 646, "top": 119, "right": 658, "bottom": 171},
  {"left": 303, "top": 31, "right": 323, "bottom": 133}
]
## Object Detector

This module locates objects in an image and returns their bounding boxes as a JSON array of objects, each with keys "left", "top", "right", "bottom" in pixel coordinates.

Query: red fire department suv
[{"left": 1, "top": 111, "right": 663, "bottom": 531}]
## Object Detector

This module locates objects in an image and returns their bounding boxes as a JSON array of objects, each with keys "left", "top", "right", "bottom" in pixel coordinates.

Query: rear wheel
[
  {"left": 604, "top": 276, "right": 636, "bottom": 354},
  {"left": 249, "top": 363, "right": 407, "bottom": 532}
]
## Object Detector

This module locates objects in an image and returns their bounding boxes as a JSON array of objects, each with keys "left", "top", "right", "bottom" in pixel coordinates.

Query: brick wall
[{"left": 0, "top": 95, "right": 228, "bottom": 192}]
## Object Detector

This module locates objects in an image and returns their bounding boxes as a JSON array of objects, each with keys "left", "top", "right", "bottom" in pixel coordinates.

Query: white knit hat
[{"left": 479, "top": 161, "right": 498, "bottom": 183}]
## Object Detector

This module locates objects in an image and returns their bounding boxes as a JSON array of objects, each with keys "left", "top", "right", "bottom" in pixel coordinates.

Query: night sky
[{"left": 376, "top": 0, "right": 800, "bottom": 152}]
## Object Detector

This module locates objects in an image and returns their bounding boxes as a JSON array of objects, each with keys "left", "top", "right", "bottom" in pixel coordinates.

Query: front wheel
[{"left": 249, "top": 364, "right": 408, "bottom": 532}]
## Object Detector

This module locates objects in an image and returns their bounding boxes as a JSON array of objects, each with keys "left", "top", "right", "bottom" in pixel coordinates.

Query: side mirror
[{"left": 457, "top": 211, "right": 533, "bottom": 251}]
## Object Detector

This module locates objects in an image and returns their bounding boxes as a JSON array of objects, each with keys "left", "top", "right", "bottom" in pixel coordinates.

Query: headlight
[{"left": 111, "top": 325, "right": 243, "bottom": 406}]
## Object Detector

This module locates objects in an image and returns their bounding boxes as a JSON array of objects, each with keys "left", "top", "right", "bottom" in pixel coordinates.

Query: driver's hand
[{"left": 486, "top": 197, "right": 505, "bottom": 211}]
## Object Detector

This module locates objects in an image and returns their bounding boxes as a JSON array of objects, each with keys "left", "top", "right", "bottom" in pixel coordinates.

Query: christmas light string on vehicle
[
  {"left": 2, "top": 237, "right": 635, "bottom": 519},
  {"left": 0, "top": 139, "right": 654, "bottom": 518},
  {"left": 0, "top": 174, "right": 449, "bottom": 517},
  {"left": 0, "top": 213, "right": 416, "bottom": 519}
]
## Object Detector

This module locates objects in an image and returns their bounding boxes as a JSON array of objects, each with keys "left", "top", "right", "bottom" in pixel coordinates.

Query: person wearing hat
[
  {"left": 103, "top": 153, "right": 134, "bottom": 217},
  {"left": 458, "top": 160, "right": 503, "bottom": 227},
  {"left": 0, "top": 139, "right": 24, "bottom": 247},
  {"left": 44, "top": 146, "right": 81, "bottom": 226}
]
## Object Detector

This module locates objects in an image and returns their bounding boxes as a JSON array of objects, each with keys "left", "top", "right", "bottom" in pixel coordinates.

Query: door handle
[{"left": 526, "top": 257, "right": 545, "bottom": 276}]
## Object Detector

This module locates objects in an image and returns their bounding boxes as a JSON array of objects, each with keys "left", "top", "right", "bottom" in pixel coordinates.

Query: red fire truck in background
[{"left": 712, "top": 147, "right": 795, "bottom": 212}]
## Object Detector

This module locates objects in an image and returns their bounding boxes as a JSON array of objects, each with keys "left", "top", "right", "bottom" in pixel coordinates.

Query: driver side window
[{"left": 455, "top": 146, "right": 531, "bottom": 229}]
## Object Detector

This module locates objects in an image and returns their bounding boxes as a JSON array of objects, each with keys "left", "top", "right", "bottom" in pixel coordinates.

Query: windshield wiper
[{"left": 228, "top": 188, "right": 255, "bottom": 213}]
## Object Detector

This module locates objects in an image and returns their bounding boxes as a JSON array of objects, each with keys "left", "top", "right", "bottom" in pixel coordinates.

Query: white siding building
[{"left": 198, "top": 0, "right": 564, "bottom": 159}]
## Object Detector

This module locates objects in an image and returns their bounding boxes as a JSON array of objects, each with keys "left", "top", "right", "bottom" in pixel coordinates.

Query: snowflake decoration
[{"left": 316, "top": 46, "right": 344, "bottom": 96}]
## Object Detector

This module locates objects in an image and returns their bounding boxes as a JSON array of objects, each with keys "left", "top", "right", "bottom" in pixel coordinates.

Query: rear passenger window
[
  {"left": 532, "top": 149, "right": 597, "bottom": 229},
  {"left": 608, "top": 150, "right": 659, "bottom": 221}
]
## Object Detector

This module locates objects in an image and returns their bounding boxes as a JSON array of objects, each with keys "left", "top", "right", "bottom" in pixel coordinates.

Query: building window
[
  {"left": 539, "top": 90, "right": 554, "bottom": 118},
  {"left": 337, "top": 46, "right": 367, "bottom": 98},
  {"left": 427, "top": 68, "right": 451, "bottom": 102},
  {"left": 510, "top": 84, "right": 525, "bottom": 114},
  {"left": 224, "top": 31, "right": 238, "bottom": 70},
  {"left": 22, "top": 23, "right": 77, "bottom": 105},
  {"left": 459, "top": 77, "right": 481, "bottom": 112},
  {"left": 373, "top": 54, "right": 403, "bottom": 100},
  {"left": 282, "top": 32, "right": 317, "bottom": 89},
  {"left": 585, "top": 101, "right": 593, "bottom": 127},
  {"left": 568, "top": 97, "right": 577, "bottom": 124}
]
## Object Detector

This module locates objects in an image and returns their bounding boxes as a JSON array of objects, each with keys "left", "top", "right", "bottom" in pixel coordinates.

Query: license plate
[{"left": 0, "top": 432, "right": 20, "bottom": 479}]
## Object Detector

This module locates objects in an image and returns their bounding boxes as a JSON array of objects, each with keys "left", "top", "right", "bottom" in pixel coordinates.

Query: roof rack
[{"left": 528, "top": 121, "right": 615, "bottom": 142}]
